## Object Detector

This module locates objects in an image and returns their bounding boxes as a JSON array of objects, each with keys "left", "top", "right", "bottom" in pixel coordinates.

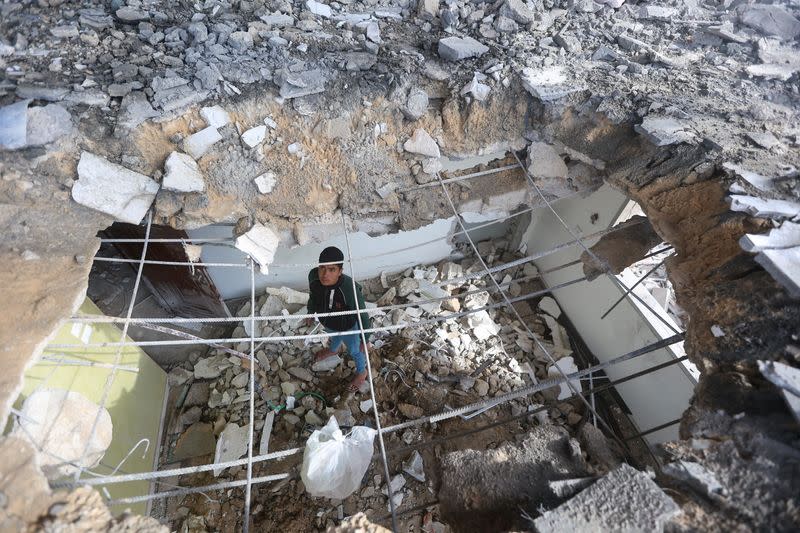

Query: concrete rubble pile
[{"left": 161, "top": 241, "right": 605, "bottom": 530}]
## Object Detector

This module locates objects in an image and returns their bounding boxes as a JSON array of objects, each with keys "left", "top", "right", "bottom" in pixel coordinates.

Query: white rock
[
  {"left": 231, "top": 372, "right": 249, "bottom": 388},
  {"left": 0, "top": 99, "right": 30, "bottom": 150},
  {"left": 259, "top": 411, "right": 275, "bottom": 455},
  {"left": 72, "top": 152, "right": 159, "bottom": 224},
  {"left": 288, "top": 366, "right": 314, "bottom": 382},
  {"left": 438, "top": 36, "right": 489, "bottom": 61},
  {"left": 528, "top": 142, "right": 567, "bottom": 179},
  {"left": 184, "top": 243, "right": 203, "bottom": 262},
  {"left": 235, "top": 224, "right": 280, "bottom": 275},
  {"left": 635, "top": 116, "right": 696, "bottom": 147},
  {"left": 422, "top": 157, "right": 443, "bottom": 175},
  {"left": 403, "top": 450, "right": 425, "bottom": 482},
  {"left": 404, "top": 128, "right": 440, "bottom": 158},
  {"left": 460, "top": 72, "right": 491, "bottom": 101},
  {"left": 12, "top": 389, "right": 112, "bottom": 479},
  {"left": 538, "top": 296, "right": 562, "bottom": 318},
  {"left": 213, "top": 423, "right": 249, "bottom": 476},
  {"left": 266, "top": 286, "right": 310, "bottom": 306},
  {"left": 163, "top": 151, "right": 205, "bottom": 192},
  {"left": 548, "top": 356, "right": 580, "bottom": 400},
  {"left": 360, "top": 399, "right": 374, "bottom": 413},
  {"left": 710, "top": 325, "right": 725, "bottom": 337},
  {"left": 200, "top": 105, "right": 230, "bottom": 128},
  {"left": 520, "top": 66, "right": 585, "bottom": 102},
  {"left": 467, "top": 310, "right": 499, "bottom": 340},
  {"left": 194, "top": 355, "right": 232, "bottom": 379},
  {"left": 185, "top": 126, "right": 222, "bottom": 159},
  {"left": 312, "top": 354, "right": 343, "bottom": 372},
  {"left": 254, "top": 172, "right": 277, "bottom": 194},
  {"left": 242, "top": 125, "right": 267, "bottom": 148},
  {"left": 740, "top": 222, "right": 800, "bottom": 252},
  {"left": 306, "top": 0, "right": 332, "bottom": 18}
]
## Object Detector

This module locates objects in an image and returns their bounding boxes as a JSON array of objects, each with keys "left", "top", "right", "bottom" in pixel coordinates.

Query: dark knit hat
[{"left": 319, "top": 246, "right": 344, "bottom": 266}]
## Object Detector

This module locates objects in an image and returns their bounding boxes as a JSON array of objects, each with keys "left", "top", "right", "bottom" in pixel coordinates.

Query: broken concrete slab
[
  {"left": 739, "top": 5, "right": 800, "bottom": 42},
  {"left": 728, "top": 195, "right": 800, "bottom": 220},
  {"left": 278, "top": 69, "right": 326, "bottom": 99},
  {"left": 172, "top": 422, "right": 215, "bottom": 461},
  {"left": 663, "top": 460, "right": 725, "bottom": 499},
  {"left": 533, "top": 464, "right": 681, "bottom": 532},
  {"left": 520, "top": 66, "right": 585, "bottom": 102},
  {"left": 548, "top": 356, "right": 580, "bottom": 400},
  {"left": 740, "top": 222, "right": 800, "bottom": 253},
  {"left": 466, "top": 310, "right": 499, "bottom": 341},
  {"left": 194, "top": 355, "right": 232, "bottom": 380},
  {"left": 25, "top": 104, "right": 73, "bottom": 147},
  {"left": 580, "top": 215, "right": 663, "bottom": 281},
  {"left": 13, "top": 389, "right": 112, "bottom": 479},
  {"left": 0, "top": 99, "right": 31, "bottom": 150},
  {"left": 439, "top": 425, "right": 587, "bottom": 532},
  {"left": 72, "top": 151, "right": 160, "bottom": 224},
  {"left": 438, "top": 36, "right": 489, "bottom": 62},
  {"left": 528, "top": 142, "right": 567, "bottom": 180},
  {"left": 213, "top": 423, "right": 250, "bottom": 476},
  {"left": 235, "top": 224, "right": 280, "bottom": 275},
  {"left": 403, "top": 128, "right": 440, "bottom": 158},
  {"left": 754, "top": 246, "right": 800, "bottom": 298},
  {"left": 163, "top": 152, "right": 205, "bottom": 192},
  {"left": 635, "top": 116, "right": 696, "bottom": 146},
  {"left": 184, "top": 126, "right": 222, "bottom": 159},
  {"left": 200, "top": 105, "right": 230, "bottom": 128}
]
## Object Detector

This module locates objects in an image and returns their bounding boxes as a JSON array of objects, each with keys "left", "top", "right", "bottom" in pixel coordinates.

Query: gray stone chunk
[
  {"left": 520, "top": 66, "right": 585, "bottom": 102},
  {"left": 278, "top": 69, "right": 326, "bottom": 99},
  {"left": 740, "top": 5, "right": 800, "bottom": 41},
  {"left": 15, "top": 84, "right": 68, "bottom": 102},
  {"left": 403, "top": 88, "right": 429, "bottom": 121},
  {"left": 50, "top": 25, "right": 79, "bottom": 39},
  {"left": 116, "top": 7, "right": 149, "bottom": 22},
  {"left": 26, "top": 104, "right": 73, "bottom": 146},
  {"left": 117, "top": 91, "right": 159, "bottom": 130},
  {"left": 228, "top": 31, "right": 254, "bottom": 51},
  {"left": 534, "top": 464, "right": 681, "bottom": 532},
  {"left": 501, "top": 0, "right": 535, "bottom": 25},
  {"left": 0, "top": 99, "right": 30, "bottom": 150},
  {"left": 438, "top": 36, "right": 489, "bottom": 62},
  {"left": 635, "top": 116, "right": 696, "bottom": 146},
  {"left": 344, "top": 52, "right": 376, "bottom": 71},
  {"left": 663, "top": 460, "right": 726, "bottom": 499},
  {"left": 260, "top": 13, "right": 295, "bottom": 28}
]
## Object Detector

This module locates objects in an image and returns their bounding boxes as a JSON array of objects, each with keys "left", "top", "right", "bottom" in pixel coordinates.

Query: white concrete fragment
[
  {"left": 266, "top": 286, "right": 309, "bottom": 305},
  {"left": 710, "top": 325, "right": 725, "bottom": 337},
  {"left": 740, "top": 222, "right": 800, "bottom": 252},
  {"left": 746, "top": 63, "right": 797, "bottom": 81},
  {"left": 242, "top": 125, "right": 267, "bottom": 148},
  {"left": 306, "top": 0, "right": 332, "bottom": 18},
  {"left": 538, "top": 296, "right": 562, "bottom": 318},
  {"left": 163, "top": 151, "right": 205, "bottom": 192},
  {"left": 26, "top": 104, "right": 73, "bottom": 146},
  {"left": 360, "top": 399, "right": 374, "bottom": 413},
  {"left": 235, "top": 224, "right": 280, "bottom": 275},
  {"left": 723, "top": 162, "right": 776, "bottom": 193},
  {"left": 754, "top": 246, "right": 800, "bottom": 298},
  {"left": 13, "top": 389, "right": 112, "bottom": 479},
  {"left": 0, "top": 99, "right": 31, "bottom": 150},
  {"left": 254, "top": 172, "right": 277, "bottom": 194},
  {"left": 520, "top": 66, "right": 585, "bottom": 102},
  {"left": 758, "top": 360, "right": 800, "bottom": 423},
  {"left": 185, "top": 126, "right": 222, "bottom": 159},
  {"left": 528, "top": 142, "right": 567, "bottom": 179},
  {"left": 213, "top": 423, "right": 250, "bottom": 476},
  {"left": 728, "top": 195, "right": 800, "bottom": 219},
  {"left": 548, "top": 356, "right": 580, "bottom": 400},
  {"left": 403, "top": 128, "right": 440, "bottom": 158},
  {"left": 467, "top": 310, "right": 500, "bottom": 341},
  {"left": 72, "top": 152, "right": 160, "bottom": 224},
  {"left": 438, "top": 36, "right": 489, "bottom": 61},
  {"left": 635, "top": 116, "right": 696, "bottom": 146},
  {"left": 200, "top": 105, "right": 230, "bottom": 128},
  {"left": 312, "top": 354, "right": 343, "bottom": 372},
  {"left": 460, "top": 72, "right": 490, "bottom": 101},
  {"left": 403, "top": 450, "right": 425, "bottom": 482},
  {"left": 258, "top": 411, "right": 275, "bottom": 455}
]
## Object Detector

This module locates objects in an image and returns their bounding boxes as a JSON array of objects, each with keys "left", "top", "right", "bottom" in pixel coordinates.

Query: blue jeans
[{"left": 325, "top": 324, "right": 366, "bottom": 373}]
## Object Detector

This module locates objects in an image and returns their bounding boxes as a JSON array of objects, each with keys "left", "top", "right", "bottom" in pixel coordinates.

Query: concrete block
[
  {"left": 185, "top": 126, "right": 222, "bottom": 159},
  {"left": 72, "top": 151, "right": 159, "bottom": 224},
  {"left": 163, "top": 151, "right": 205, "bottom": 192},
  {"left": 235, "top": 224, "right": 280, "bottom": 275},
  {"left": 438, "top": 36, "right": 489, "bottom": 61},
  {"left": 533, "top": 464, "right": 680, "bottom": 532},
  {"left": 404, "top": 128, "right": 440, "bottom": 158}
]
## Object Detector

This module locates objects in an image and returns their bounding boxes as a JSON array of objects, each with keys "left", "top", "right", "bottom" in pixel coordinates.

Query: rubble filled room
[{"left": 1, "top": 0, "right": 799, "bottom": 532}]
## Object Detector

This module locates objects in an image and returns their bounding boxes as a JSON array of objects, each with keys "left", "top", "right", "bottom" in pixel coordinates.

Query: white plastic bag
[{"left": 301, "top": 416, "right": 377, "bottom": 499}]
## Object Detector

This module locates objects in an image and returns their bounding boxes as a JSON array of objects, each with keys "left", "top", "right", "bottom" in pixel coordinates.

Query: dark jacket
[{"left": 308, "top": 268, "right": 371, "bottom": 340}]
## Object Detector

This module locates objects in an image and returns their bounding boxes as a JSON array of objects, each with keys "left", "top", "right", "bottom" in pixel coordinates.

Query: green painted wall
[{"left": 11, "top": 298, "right": 167, "bottom": 516}]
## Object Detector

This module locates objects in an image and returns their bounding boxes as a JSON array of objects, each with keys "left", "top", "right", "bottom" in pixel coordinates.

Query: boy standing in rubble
[{"left": 307, "top": 246, "right": 371, "bottom": 392}]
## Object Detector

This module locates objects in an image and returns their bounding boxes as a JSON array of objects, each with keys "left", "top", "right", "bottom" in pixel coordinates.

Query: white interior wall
[
  {"left": 524, "top": 184, "right": 696, "bottom": 444},
  {"left": 188, "top": 216, "right": 511, "bottom": 300}
]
